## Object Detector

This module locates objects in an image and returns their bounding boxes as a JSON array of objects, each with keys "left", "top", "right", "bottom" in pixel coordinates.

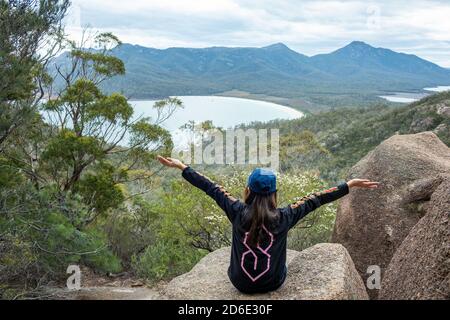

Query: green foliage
[
  {"left": 275, "top": 170, "right": 338, "bottom": 251},
  {"left": 39, "top": 32, "right": 177, "bottom": 209},
  {"left": 42, "top": 129, "right": 103, "bottom": 170},
  {"left": 80, "top": 228, "right": 122, "bottom": 274},
  {"left": 71, "top": 49, "right": 125, "bottom": 78},
  {"left": 1, "top": 8, "right": 180, "bottom": 295},
  {"left": 129, "top": 175, "right": 229, "bottom": 281},
  {"left": 103, "top": 197, "right": 158, "bottom": 265},
  {"left": 279, "top": 130, "right": 330, "bottom": 173},
  {"left": 38, "top": 33, "right": 179, "bottom": 206},
  {"left": 0, "top": 0, "right": 68, "bottom": 102},
  {"left": 129, "top": 119, "right": 173, "bottom": 153},
  {"left": 155, "top": 176, "right": 232, "bottom": 252},
  {"left": 0, "top": 0, "right": 69, "bottom": 146},
  {"left": 131, "top": 240, "right": 205, "bottom": 282},
  {"left": 75, "top": 163, "right": 125, "bottom": 215},
  {"left": 0, "top": 182, "right": 121, "bottom": 297},
  {"left": 0, "top": 156, "right": 24, "bottom": 187}
]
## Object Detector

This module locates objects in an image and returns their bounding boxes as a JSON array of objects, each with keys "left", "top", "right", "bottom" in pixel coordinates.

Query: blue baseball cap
[{"left": 247, "top": 168, "right": 277, "bottom": 195}]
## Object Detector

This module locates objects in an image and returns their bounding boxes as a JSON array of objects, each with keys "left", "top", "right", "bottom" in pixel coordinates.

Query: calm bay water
[
  {"left": 380, "top": 86, "right": 450, "bottom": 103},
  {"left": 423, "top": 85, "right": 450, "bottom": 92},
  {"left": 132, "top": 96, "right": 303, "bottom": 132}
]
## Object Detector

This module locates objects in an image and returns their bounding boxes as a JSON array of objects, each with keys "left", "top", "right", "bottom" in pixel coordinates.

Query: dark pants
[{"left": 228, "top": 265, "right": 287, "bottom": 294}]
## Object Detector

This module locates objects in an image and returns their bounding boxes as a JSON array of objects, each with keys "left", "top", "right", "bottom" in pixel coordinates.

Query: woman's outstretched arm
[
  {"left": 285, "top": 179, "right": 379, "bottom": 228},
  {"left": 157, "top": 156, "right": 243, "bottom": 222}
]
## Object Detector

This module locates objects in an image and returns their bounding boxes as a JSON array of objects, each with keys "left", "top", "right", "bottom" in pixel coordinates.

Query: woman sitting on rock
[{"left": 157, "top": 155, "right": 379, "bottom": 294}]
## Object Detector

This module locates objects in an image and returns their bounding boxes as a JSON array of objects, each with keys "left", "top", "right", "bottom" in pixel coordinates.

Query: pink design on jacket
[{"left": 240, "top": 226, "right": 274, "bottom": 282}]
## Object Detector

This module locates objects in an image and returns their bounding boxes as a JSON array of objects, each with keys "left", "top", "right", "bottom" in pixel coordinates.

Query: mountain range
[{"left": 53, "top": 41, "right": 450, "bottom": 110}]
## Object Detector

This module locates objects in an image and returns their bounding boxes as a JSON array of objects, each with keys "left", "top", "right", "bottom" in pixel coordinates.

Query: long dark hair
[{"left": 243, "top": 187, "right": 279, "bottom": 247}]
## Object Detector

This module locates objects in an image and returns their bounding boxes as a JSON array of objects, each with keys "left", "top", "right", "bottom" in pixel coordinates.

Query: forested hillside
[
  {"left": 51, "top": 41, "right": 450, "bottom": 110},
  {"left": 243, "top": 91, "right": 450, "bottom": 182}
]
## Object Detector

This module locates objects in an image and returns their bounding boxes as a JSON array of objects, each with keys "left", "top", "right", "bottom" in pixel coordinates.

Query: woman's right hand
[{"left": 157, "top": 155, "right": 188, "bottom": 170}]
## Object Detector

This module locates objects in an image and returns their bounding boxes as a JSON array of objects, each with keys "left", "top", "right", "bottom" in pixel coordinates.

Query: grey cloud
[{"left": 69, "top": 0, "right": 450, "bottom": 67}]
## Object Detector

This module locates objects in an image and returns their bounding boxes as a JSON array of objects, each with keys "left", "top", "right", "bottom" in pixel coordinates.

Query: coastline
[
  {"left": 129, "top": 94, "right": 307, "bottom": 117},
  {"left": 379, "top": 85, "right": 450, "bottom": 103}
]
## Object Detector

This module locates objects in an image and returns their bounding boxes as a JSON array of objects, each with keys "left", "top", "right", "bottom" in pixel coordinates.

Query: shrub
[
  {"left": 131, "top": 240, "right": 205, "bottom": 282},
  {"left": 0, "top": 183, "right": 121, "bottom": 297}
]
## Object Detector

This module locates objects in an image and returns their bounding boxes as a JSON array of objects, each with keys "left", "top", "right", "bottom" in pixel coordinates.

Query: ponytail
[{"left": 243, "top": 187, "right": 278, "bottom": 247}]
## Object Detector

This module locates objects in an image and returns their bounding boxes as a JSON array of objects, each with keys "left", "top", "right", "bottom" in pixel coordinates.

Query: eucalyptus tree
[
  {"left": 40, "top": 32, "right": 182, "bottom": 224},
  {"left": 0, "top": 0, "right": 69, "bottom": 148}
]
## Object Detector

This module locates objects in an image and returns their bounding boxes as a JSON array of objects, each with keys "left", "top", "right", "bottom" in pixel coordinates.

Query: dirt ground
[{"left": 42, "top": 266, "right": 168, "bottom": 300}]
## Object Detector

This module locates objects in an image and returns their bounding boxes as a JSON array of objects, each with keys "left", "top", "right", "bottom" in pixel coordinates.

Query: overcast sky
[{"left": 66, "top": 0, "right": 450, "bottom": 67}]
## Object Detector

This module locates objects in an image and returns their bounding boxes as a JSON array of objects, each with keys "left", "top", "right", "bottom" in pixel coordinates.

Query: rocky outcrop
[
  {"left": 164, "top": 244, "right": 368, "bottom": 300},
  {"left": 434, "top": 123, "right": 449, "bottom": 136},
  {"left": 436, "top": 103, "right": 450, "bottom": 117},
  {"left": 409, "top": 117, "right": 435, "bottom": 133},
  {"left": 45, "top": 286, "right": 162, "bottom": 300},
  {"left": 332, "top": 132, "right": 450, "bottom": 298},
  {"left": 379, "top": 176, "right": 450, "bottom": 300}
]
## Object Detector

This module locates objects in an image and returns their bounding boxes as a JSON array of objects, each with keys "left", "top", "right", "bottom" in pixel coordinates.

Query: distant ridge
[{"left": 52, "top": 41, "right": 450, "bottom": 109}]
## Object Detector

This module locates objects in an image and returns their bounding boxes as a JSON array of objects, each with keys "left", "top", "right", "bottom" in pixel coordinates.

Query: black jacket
[{"left": 182, "top": 167, "right": 349, "bottom": 294}]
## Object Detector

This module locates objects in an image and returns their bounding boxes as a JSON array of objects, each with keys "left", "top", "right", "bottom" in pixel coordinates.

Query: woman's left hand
[{"left": 347, "top": 179, "right": 380, "bottom": 189}]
